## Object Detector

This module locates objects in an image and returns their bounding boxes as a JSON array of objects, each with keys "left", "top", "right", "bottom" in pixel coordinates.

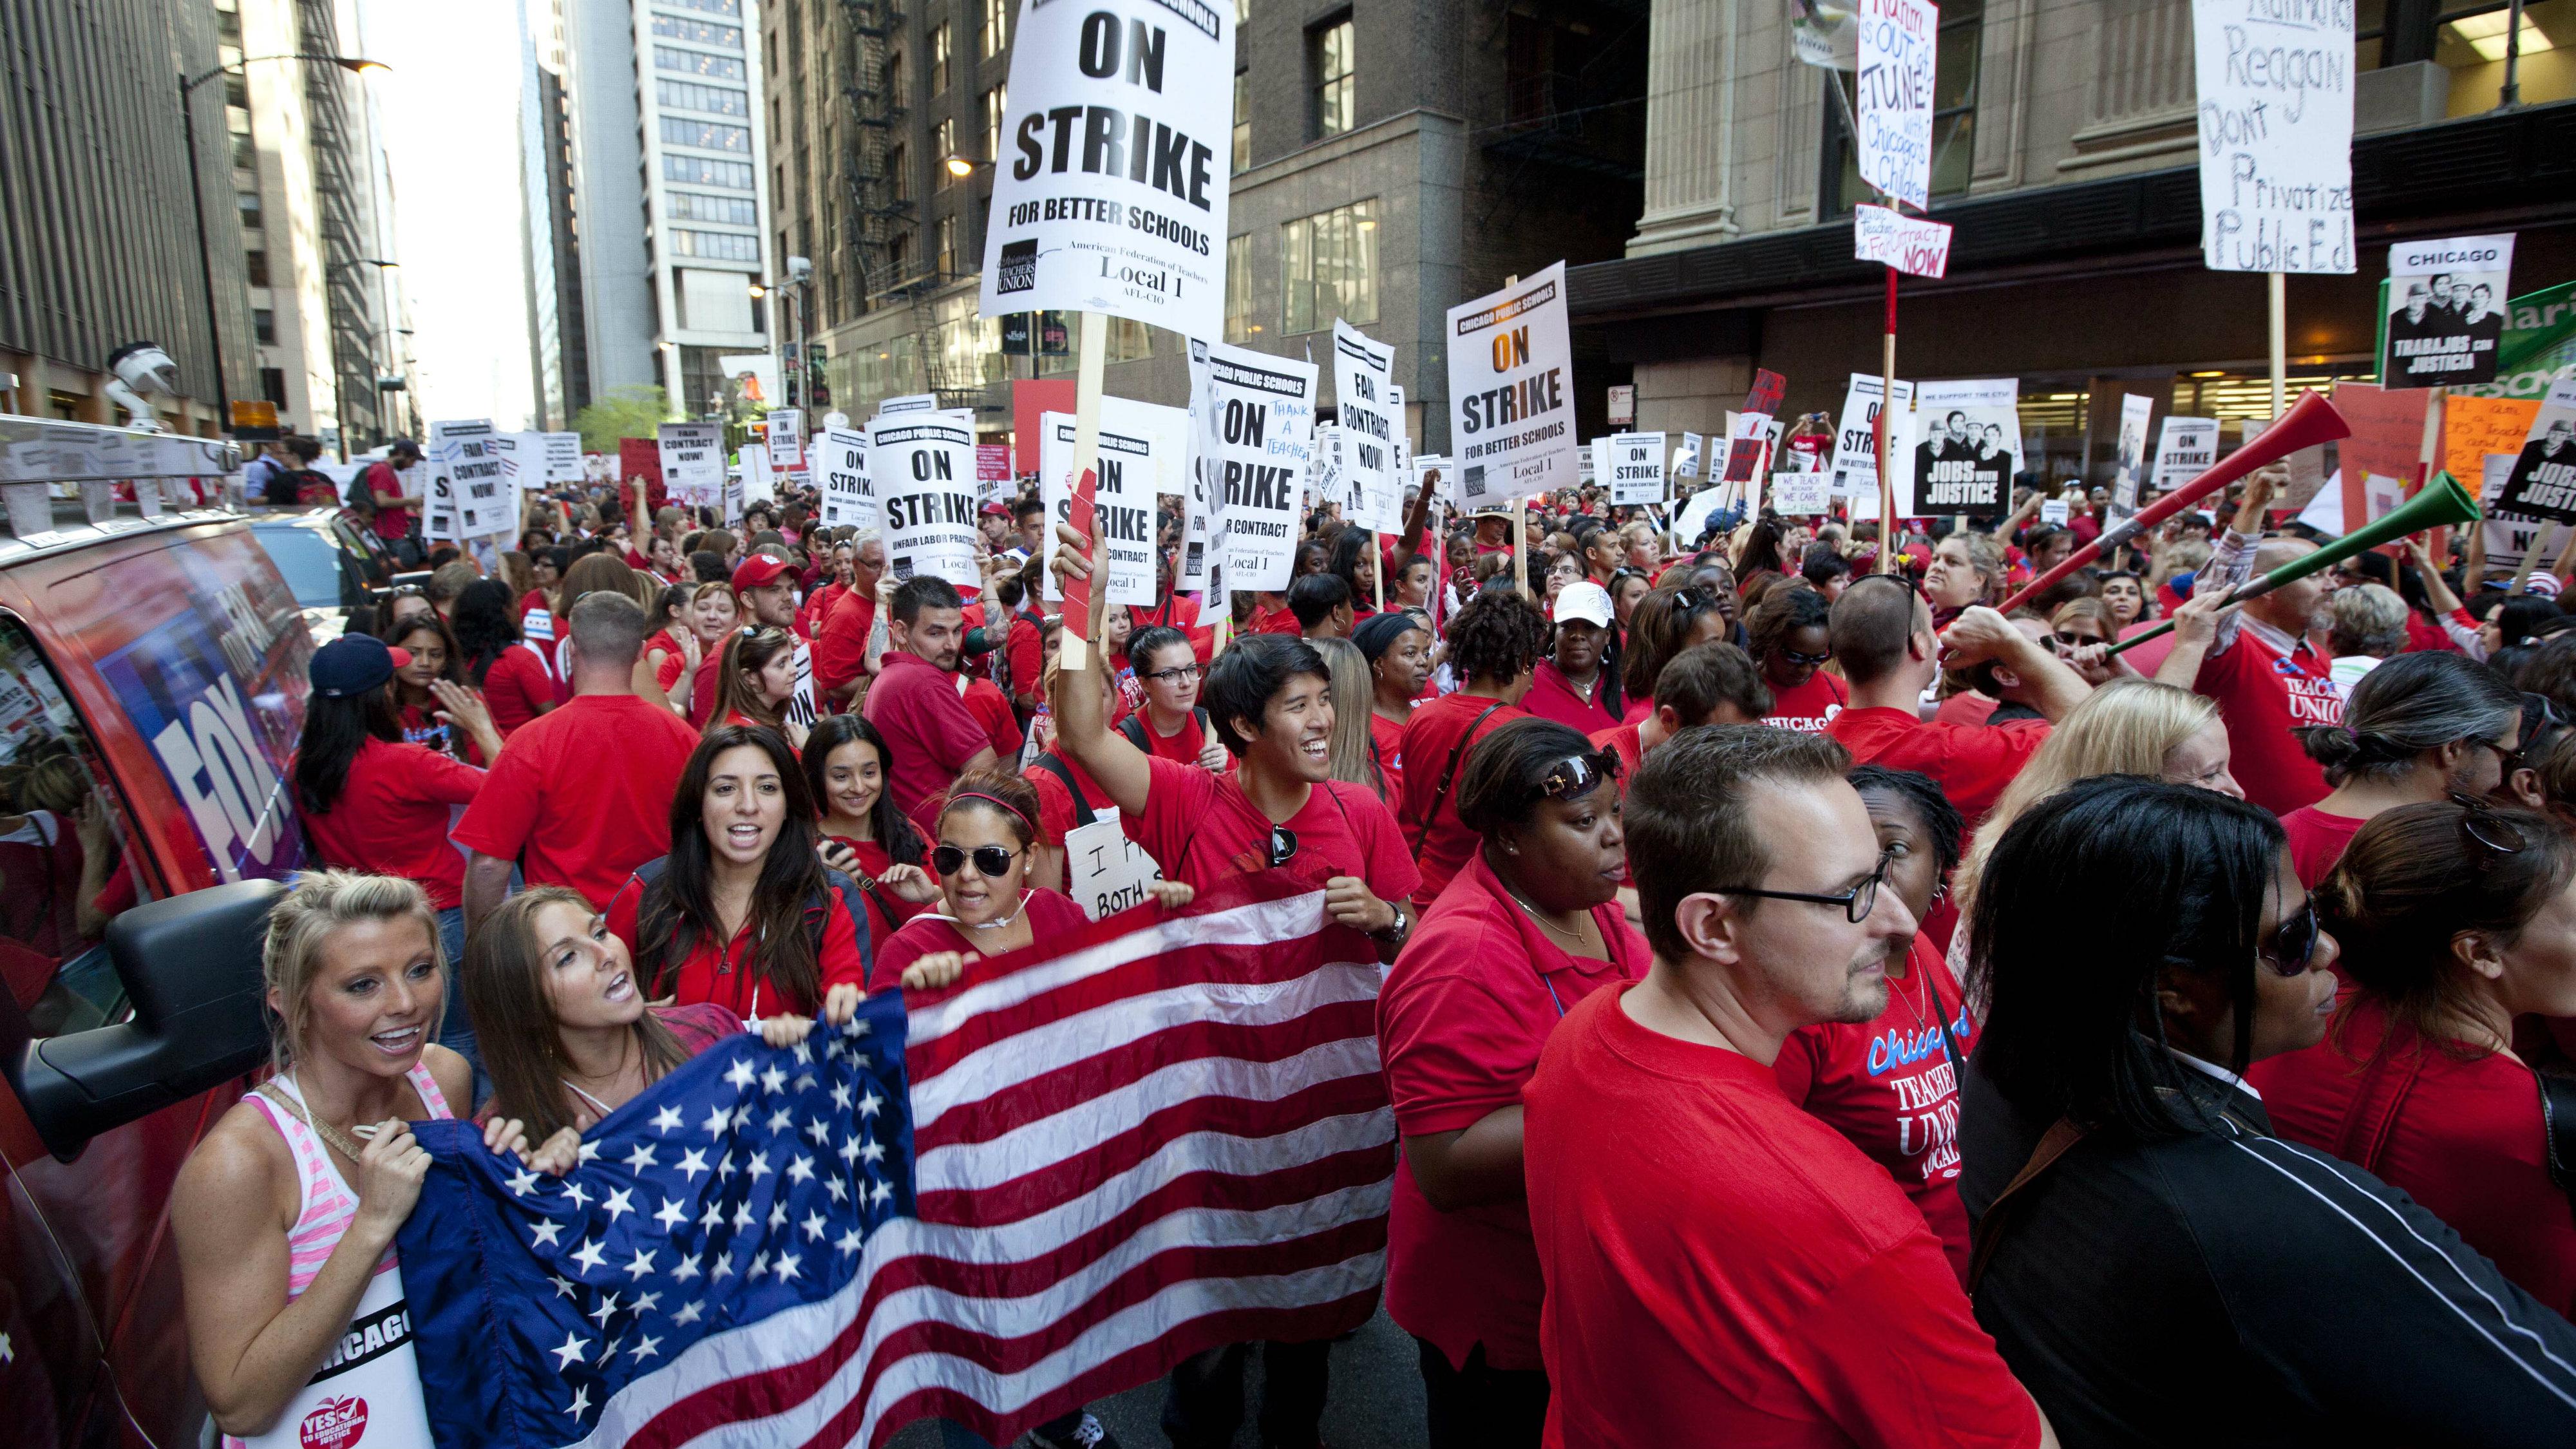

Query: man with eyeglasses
[{"left": 1522, "top": 726, "right": 2056, "bottom": 1449}]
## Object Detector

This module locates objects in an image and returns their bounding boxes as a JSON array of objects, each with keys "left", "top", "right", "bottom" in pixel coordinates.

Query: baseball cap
[
  {"left": 980, "top": 501, "right": 1012, "bottom": 517},
  {"left": 731, "top": 553, "right": 795, "bottom": 592},
  {"left": 1554, "top": 580, "right": 1615, "bottom": 629},
  {"left": 310, "top": 634, "right": 410, "bottom": 698}
]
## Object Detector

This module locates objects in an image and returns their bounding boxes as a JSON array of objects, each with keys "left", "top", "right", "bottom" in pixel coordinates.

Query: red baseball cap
[{"left": 731, "top": 553, "right": 795, "bottom": 592}]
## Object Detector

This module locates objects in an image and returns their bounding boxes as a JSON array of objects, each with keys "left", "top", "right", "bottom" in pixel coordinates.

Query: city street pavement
[{"left": 889, "top": 1303, "right": 1429, "bottom": 1448}]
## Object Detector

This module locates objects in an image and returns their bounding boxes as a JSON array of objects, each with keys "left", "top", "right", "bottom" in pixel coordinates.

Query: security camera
[
  {"left": 786, "top": 255, "right": 814, "bottom": 283},
  {"left": 104, "top": 341, "right": 182, "bottom": 430}
]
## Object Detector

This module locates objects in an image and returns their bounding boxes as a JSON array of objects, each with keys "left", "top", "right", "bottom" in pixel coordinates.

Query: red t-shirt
[
  {"left": 363, "top": 462, "right": 411, "bottom": 542},
  {"left": 823, "top": 834, "right": 933, "bottom": 949},
  {"left": 477, "top": 644, "right": 556, "bottom": 737},
  {"left": 1931, "top": 692, "right": 2001, "bottom": 728},
  {"left": 1132, "top": 755, "right": 1419, "bottom": 903},
  {"left": 1763, "top": 670, "right": 1848, "bottom": 734},
  {"left": 1773, "top": 934, "right": 1978, "bottom": 1282},
  {"left": 799, "top": 581, "right": 848, "bottom": 638},
  {"left": 1367, "top": 710, "right": 1408, "bottom": 801},
  {"left": 2250, "top": 991, "right": 2576, "bottom": 1317},
  {"left": 300, "top": 737, "right": 484, "bottom": 911},
  {"left": 862, "top": 651, "right": 995, "bottom": 829},
  {"left": 866, "top": 887, "right": 1092, "bottom": 993},
  {"left": 1587, "top": 721, "right": 1645, "bottom": 800},
  {"left": 2278, "top": 804, "right": 2368, "bottom": 887},
  {"left": 648, "top": 630, "right": 690, "bottom": 694},
  {"left": 813, "top": 589, "right": 879, "bottom": 696},
  {"left": 516, "top": 588, "right": 550, "bottom": 622},
  {"left": 961, "top": 676, "right": 1022, "bottom": 760},
  {"left": 2192, "top": 632, "right": 2332, "bottom": 816},
  {"left": 450, "top": 694, "right": 703, "bottom": 908},
  {"left": 1523, "top": 983, "right": 2043, "bottom": 1449},
  {"left": 1379, "top": 849, "right": 1649, "bottom": 1371},
  {"left": 688, "top": 652, "right": 726, "bottom": 726},
  {"left": 1126, "top": 706, "right": 1208, "bottom": 766},
  {"left": 1520, "top": 661, "right": 1620, "bottom": 736},
  {"left": 1398, "top": 692, "right": 1528, "bottom": 906},
  {"left": 604, "top": 878, "right": 868, "bottom": 1020},
  {"left": 1823, "top": 706, "right": 2050, "bottom": 826},
  {"left": 1024, "top": 752, "right": 1132, "bottom": 848}
]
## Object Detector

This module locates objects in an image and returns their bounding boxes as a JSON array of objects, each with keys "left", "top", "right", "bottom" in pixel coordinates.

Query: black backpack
[{"left": 1119, "top": 707, "right": 1212, "bottom": 757}]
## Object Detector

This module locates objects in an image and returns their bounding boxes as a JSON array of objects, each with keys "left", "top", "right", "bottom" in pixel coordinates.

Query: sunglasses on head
[
  {"left": 1533, "top": 750, "right": 1620, "bottom": 803},
  {"left": 931, "top": 843, "right": 1021, "bottom": 878}
]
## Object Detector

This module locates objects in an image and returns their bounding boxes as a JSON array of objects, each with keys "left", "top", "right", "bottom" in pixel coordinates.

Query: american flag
[{"left": 399, "top": 871, "right": 1392, "bottom": 1448}]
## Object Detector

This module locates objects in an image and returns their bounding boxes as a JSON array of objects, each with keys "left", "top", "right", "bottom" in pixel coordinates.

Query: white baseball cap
[{"left": 1554, "top": 580, "right": 1615, "bottom": 629}]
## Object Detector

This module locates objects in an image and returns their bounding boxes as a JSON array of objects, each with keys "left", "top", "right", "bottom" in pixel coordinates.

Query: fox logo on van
[{"left": 150, "top": 674, "right": 289, "bottom": 882}]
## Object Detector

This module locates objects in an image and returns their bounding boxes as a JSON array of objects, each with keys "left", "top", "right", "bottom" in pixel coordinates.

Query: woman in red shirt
[
  {"left": 709, "top": 626, "right": 807, "bottom": 747},
  {"left": 1774, "top": 764, "right": 1978, "bottom": 1281},
  {"left": 2250, "top": 799, "right": 2576, "bottom": 1316},
  {"left": 1358, "top": 610, "right": 1431, "bottom": 800},
  {"left": 450, "top": 578, "right": 556, "bottom": 737},
  {"left": 804, "top": 714, "right": 939, "bottom": 947},
  {"left": 1747, "top": 585, "right": 1846, "bottom": 734},
  {"left": 644, "top": 582, "right": 697, "bottom": 699},
  {"left": 384, "top": 613, "right": 486, "bottom": 765},
  {"left": 1379, "top": 717, "right": 1644, "bottom": 1443},
  {"left": 1121, "top": 625, "right": 1224, "bottom": 770},
  {"left": 606, "top": 725, "right": 869, "bottom": 1025}
]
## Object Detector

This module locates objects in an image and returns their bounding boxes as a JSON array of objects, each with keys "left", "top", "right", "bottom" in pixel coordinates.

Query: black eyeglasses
[
  {"left": 2259, "top": 897, "right": 2322, "bottom": 977},
  {"left": 1266, "top": 825, "right": 1300, "bottom": 869},
  {"left": 1532, "top": 750, "right": 1620, "bottom": 803},
  {"left": 931, "top": 844, "right": 1021, "bottom": 878},
  {"left": 1778, "top": 646, "right": 1833, "bottom": 666},
  {"left": 1708, "top": 849, "right": 1892, "bottom": 924},
  {"left": 1142, "top": 663, "right": 1202, "bottom": 685}
]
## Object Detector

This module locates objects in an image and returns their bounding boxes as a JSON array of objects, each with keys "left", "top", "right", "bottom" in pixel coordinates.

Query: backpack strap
[
  {"left": 1117, "top": 714, "right": 1150, "bottom": 752},
  {"left": 1030, "top": 752, "right": 1098, "bottom": 829},
  {"left": 1408, "top": 700, "right": 1508, "bottom": 857},
  {"left": 1966, "top": 1117, "right": 2087, "bottom": 1297},
  {"left": 813, "top": 867, "right": 875, "bottom": 987}
]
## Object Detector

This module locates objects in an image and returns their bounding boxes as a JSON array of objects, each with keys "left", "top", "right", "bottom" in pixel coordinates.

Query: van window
[{"left": 0, "top": 621, "right": 153, "bottom": 1036}]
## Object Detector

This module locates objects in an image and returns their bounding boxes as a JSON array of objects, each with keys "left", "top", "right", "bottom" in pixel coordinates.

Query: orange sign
[
  {"left": 2442, "top": 395, "right": 2541, "bottom": 499},
  {"left": 229, "top": 399, "right": 278, "bottom": 428}
]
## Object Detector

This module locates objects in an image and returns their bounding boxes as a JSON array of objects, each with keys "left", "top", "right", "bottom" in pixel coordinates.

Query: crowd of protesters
[{"left": 171, "top": 444, "right": 2576, "bottom": 1449}]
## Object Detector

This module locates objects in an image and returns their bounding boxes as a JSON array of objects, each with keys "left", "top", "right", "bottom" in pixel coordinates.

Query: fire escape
[{"left": 838, "top": 0, "right": 980, "bottom": 412}]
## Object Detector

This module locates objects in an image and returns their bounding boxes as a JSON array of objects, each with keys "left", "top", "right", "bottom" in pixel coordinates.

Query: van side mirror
[{"left": 1, "top": 880, "right": 281, "bottom": 1157}]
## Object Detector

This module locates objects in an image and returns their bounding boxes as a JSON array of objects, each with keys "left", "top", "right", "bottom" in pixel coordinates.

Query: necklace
[
  {"left": 1500, "top": 877, "right": 1598, "bottom": 953},
  {"left": 1888, "top": 958, "right": 1930, "bottom": 1029},
  {"left": 259, "top": 1075, "right": 384, "bottom": 1166}
]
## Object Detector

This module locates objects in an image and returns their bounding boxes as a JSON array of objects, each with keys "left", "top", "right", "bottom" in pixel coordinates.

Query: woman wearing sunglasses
[
  {"left": 1378, "top": 719, "right": 1645, "bottom": 1446},
  {"left": 1964, "top": 775, "right": 2576, "bottom": 1444},
  {"left": 2277, "top": 649, "right": 2523, "bottom": 887},
  {"left": 2249, "top": 799, "right": 2576, "bottom": 1317},
  {"left": 865, "top": 770, "right": 1193, "bottom": 993},
  {"left": 1746, "top": 585, "right": 1844, "bottom": 734}
]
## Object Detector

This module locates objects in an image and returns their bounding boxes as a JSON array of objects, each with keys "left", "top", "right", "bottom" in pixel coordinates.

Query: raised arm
[{"left": 1046, "top": 521, "right": 1153, "bottom": 817}]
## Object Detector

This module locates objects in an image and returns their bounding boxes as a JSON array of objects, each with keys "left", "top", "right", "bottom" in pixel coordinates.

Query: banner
[
  {"left": 976, "top": 0, "right": 1233, "bottom": 340},
  {"left": 871, "top": 412, "right": 980, "bottom": 587},
  {"left": 1912, "top": 379, "right": 2019, "bottom": 516},
  {"left": 1040, "top": 411, "right": 1155, "bottom": 605},
  {"left": 1448, "top": 262, "right": 1578, "bottom": 507},
  {"left": 1332, "top": 320, "right": 1399, "bottom": 529},
  {"left": 2381, "top": 234, "right": 2515, "bottom": 388},
  {"left": 2191, "top": 0, "right": 2354, "bottom": 274},
  {"left": 1673, "top": 431, "right": 1703, "bottom": 478},
  {"left": 427, "top": 419, "right": 513, "bottom": 542},
  {"left": 1855, "top": 0, "right": 1935, "bottom": 211},
  {"left": 1605, "top": 432, "right": 1666, "bottom": 506},
  {"left": 1197, "top": 340, "right": 1316, "bottom": 592},
  {"left": 766, "top": 408, "right": 804, "bottom": 471},
  {"left": 657, "top": 422, "right": 725, "bottom": 506},
  {"left": 2110, "top": 394, "right": 2156, "bottom": 511},
  {"left": 817, "top": 426, "right": 876, "bottom": 529},
  {"left": 1830, "top": 373, "right": 1915, "bottom": 498},
  {"left": 1853, "top": 203, "right": 1952, "bottom": 278},
  {"left": 2152, "top": 415, "right": 2221, "bottom": 489},
  {"left": 2495, "top": 379, "right": 2576, "bottom": 526}
]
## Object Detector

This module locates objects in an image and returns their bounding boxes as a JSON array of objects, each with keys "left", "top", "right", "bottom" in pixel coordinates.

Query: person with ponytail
[
  {"left": 710, "top": 625, "right": 808, "bottom": 747},
  {"left": 2277, "top": 650, "right": 2524, "bottom": 886},
  {"left": 804, "top": 714, "right": 939, "bottom": 946},
  {"left": 2251, "top": 799, "right": 2576, "bottom": 1316}
]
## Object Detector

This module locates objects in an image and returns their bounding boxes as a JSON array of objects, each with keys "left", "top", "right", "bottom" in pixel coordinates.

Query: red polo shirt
[
  {"left": 1132, "top": 755, "right": 1417, "bottom": 902},
  {"left": 1763, "top": 670, "right": 1848, "bottom": 734},
  {"left": 604, "top": 878, "right": 868, "bottom": 1020},
  {"left": 1520, "top": 661, "right": 1620, "bottom": 735},
  {"left": 1824, "top": 706, "right": 2050, "bottom": 825},
  {"left": 1398, "top": 691, "right": 1528, "bottom": 906},
  {"left": 814, "top": 589, "right": 878, "bottom": 696},
  {"left": 1379, "top": 849, "right": 1648, "bottom": 1372},
  {"left": 299, "top": 737, "right": 484, "bottom": 911},
  {"left": 2192, "top": 632, "right": 2333, "bottom": 816},
  {"left": 862, "top": 651, "right": 995, "bottom": 829},
  {"left": 1524, "top": 984, "right": 2043, "bottom": 1449},
  {"left": 450, "top": 694, "right": 702, "bottom": 907}
]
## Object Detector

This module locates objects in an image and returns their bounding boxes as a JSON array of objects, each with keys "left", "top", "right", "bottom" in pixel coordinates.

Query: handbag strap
[
  {"left": 1407, "top": 700, "right": 1508, "bottom": 857},
  {"left": 1965, "top": 1117, "right": 2087, "bottom": 1297}
]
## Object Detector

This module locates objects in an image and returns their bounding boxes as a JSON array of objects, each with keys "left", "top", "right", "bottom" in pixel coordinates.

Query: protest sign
[
  {"left": 1774, "top": 469, "right": 1833, "bottom": 516},
  {"left": 657, "top": 422, "right": 725, "bottom": 506},
  {"left": 1830, "top": 373, "right": 1915, "bottom": 498},
  {"left": 1064, "top": 806, "right": 1167, "bottom": 921},
  {"left": 817, "top": 426, "right": 876, "bottom": 529},
  {"left": 2381, "top": 234, "right": 2514, "bottom": 388},
  {"left": 782, "top": 643, "right": 819, "bottom": 735},
  {"left": 877, "top": 393, "right": 940, "bottom": 416},
  {"left": 619, "top": 437, "right": 661, "bottom": 493},
  {"left": 724, "top": 462, "right": 745, "bottom": 526},
  {"left": 2110, "top": 394, "right": 2156, "bottom": 511},
  {"left": 871, "top": 412, "right": 980, "bottom": 587},
  {"left": 766, "top": 408, "right": 804, "bottom": 472},
  {"left": 743, "top": 446, "right": 777, "bottom": 506},
  {"left": 2191, "top": 0, "right": 2354, "bottom": 274},
  {"left": 2486, "top": 454, "right": 2549, "bottom": 571},
  {"left": 1579, "top": 440, "right": 1600, "bottom": 489},
  {"left": 1721, "top": 413, "right": 1779, "bottom": 513},
  {"left": 1184, "top": 339, "right": 1224, "bottom": 595},
  {"left": 1913, "top": 379, "right": 2020, "bottom": 517},
  {"left": 2494, "top": 379, "right": 2576, "bottom": 526},
  {"left": 2456, "top": 280, "right": 2576, "bottom": 402},
  {"left": 1040, "top": 410, "right": 1155, "bottom": 605},
  {"left": 976, "top": 443, "right": 1013, "bottom": 503},
  {"left": 1447, "top": 263, "right": 1578, "bottom": 506},
  {"left": 976, "top": 0, "right": 1233, "bottom": 340},
  {"left": 538, "top": 430, "right": 585, "bottom": 486},
  {"left": 1332, "top": 321, "right": 1399, "bottom": 529},
  {"left": 2152, "top": 416, "right": 2221, "bottom": 490},
  {"left": 427, "top": 419, "right": 513, "bottom": 542},
  {"left": 1844, "top": 403, "right": 1917, "bottom": 519},
  {"left": 1607, "top": 432, "right": 1667, "bottom": 506},
  {"left": 1792, "top": 0, "right": 1858, "bottom": 68},
  {"left": 2040, "top": 497, "right": 2071, "bottom": 526},
  {"left": 1195, "top": 339, "right": 1315, "bottom": 592},
  {"left": 1673, "top": 431, "right": 1703, "bottom": 478},
  {"left": 2443, "top": 396, "right": 2541, "bottom": 498},
  {"left": 1855, "top": 0, "right": 1935, "bottom": 210},
  {"left": 1853, "top": 204, "right": 1952, "bottom": 278},
  {"left": 2329, "top": 381, "right": 2432, "bottom": 526}
]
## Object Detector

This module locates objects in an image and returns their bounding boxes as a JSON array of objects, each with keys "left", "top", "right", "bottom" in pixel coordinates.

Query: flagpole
[{"left": 1877, "top": 263, "right": 1898, "bottom": 573}]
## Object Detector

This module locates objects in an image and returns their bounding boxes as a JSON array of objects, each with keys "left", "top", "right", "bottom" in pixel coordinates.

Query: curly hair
[{"left": 1443, "top": 587, "right": 1550, "bottom": 686}]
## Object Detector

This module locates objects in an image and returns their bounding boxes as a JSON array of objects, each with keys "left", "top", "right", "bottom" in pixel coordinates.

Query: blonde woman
[
  {"left": 171, "top": 872, "right": 520, "bottom": 1443},
  {"left": 1310, "top": 635, "right": 1387, "bottom": 799}
]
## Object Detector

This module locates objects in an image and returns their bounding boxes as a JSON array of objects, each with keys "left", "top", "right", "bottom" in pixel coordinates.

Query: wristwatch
[{"left": 1369, "top": 900, "right": 1412, "bottom": 946}]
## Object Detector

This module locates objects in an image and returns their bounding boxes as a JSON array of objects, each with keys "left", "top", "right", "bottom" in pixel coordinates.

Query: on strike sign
[
  {"left": 978, "top": 0, "right": 1234, "bottom": 341},
  {"left": 1446, "top": 262, "right": 1578, "bottom": 506},
  {"left": 871, "top": 413, "right": 980, "bottom": 588},
  {"left": 1855, "top": 0, "right": 1936, "bottom": 211}
]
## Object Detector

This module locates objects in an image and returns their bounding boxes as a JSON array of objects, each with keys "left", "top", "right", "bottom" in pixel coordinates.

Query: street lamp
[
  {"left": 177, "top": 53, "right": 390, "bottom": 434},
  {"left": 943, "top": 155, "right": 989, "bottom": 178}
]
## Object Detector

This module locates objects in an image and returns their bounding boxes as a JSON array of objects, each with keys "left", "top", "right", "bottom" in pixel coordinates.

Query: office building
[{"left": 524, "top": 0, "right": 590, "bottom": 430}]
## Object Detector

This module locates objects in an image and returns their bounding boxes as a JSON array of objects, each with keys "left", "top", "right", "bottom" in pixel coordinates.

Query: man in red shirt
[
  {"left": 813, "top": 531, "right": 889, "bottom": 705},
  {"left": 1823, "top": 576, "right": 2089, "bottom": 824},
  {"left": 2155, "top": 518, "right": 2344, "bottom": 815},
  {"left": 1589, "top": 641, "right": 1772, "bottom": 789},
  {"left": 1523, "top": 727, "right": 2052, "bottom": 1448},
  {"left": 688, "top": 551, "right": 808, "bottom": 723},
  {"left": 454, "top": 591, "right": 703, "bottom": 927},
  {"left": 363, "top": 440, "right": 423, "bottom": 564},
  {"left": 1522, "top": 580, "right": 1621, "bottom": 734},
  {"left": 862, "top": 575, "right": 998, "bottom": 833},
  {"left": 1401, "top": 589, "right": 1550, "bottom": 907}
]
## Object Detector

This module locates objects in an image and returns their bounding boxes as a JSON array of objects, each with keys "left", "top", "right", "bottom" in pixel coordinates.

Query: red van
[{"left": 0, "top": 417, "right": 316, "bottom": 1446}]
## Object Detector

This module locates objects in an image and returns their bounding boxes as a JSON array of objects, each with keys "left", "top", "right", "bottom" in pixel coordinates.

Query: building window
[
  {"left": 657, "top": 79, "right": 750, "bottom": 115},
  {"left": 1311, "top": 17, "right": 1355, "bottom": 138},
  {"left": 1233, "top": 73, "right": 1251, "bottom": 171},
  {"left": 665, "top": 0, "right": 741, "bottom": 14},
  {"left": 672, "top": 228, "right": 762, "bottom": 260},
  {"left": 236, "top": 190, "right": 263, "bottom": 230},
  {"left": 650, "top": 14, "right": 742, "bottom": 46},
  {"left": 887, "top": 143, "right": 909, "bottom": 200},
  {"left": 245, "top": 249, "right": 269, "bottom": 287},
  {"left": 661, "top": 116, "right": 752, "bottom": 152},
  {"left": 891, "top": 230, "right": 915, "bottom": 278},
  {"left": 1224, "top": 233, "right": 1256, "bottom": 342},
  {"left": 931, "top": 22, "right": 951, "bottom": 94},
  {"left": 936, "top": 213, "right": 961, "bottom": 276},
  {"left": 886, "top": 49, "right": 905, "bottom": 101},
  {"left": 985, "top": 84, "right": 1008, "bottom": 160},
  {"left": 654, "top": 46, "right": 747, "bottom": 81},
  {"left": 665, "top": 154, "right": 756, "bottom": 189},
  {"left": 934, "top": 117, "right": 958, "bottom": 183},
  {"left": 1821, "top": 0, "right": 1980, "bottom": 216},
  {"left": 1282, "top": 198, "right": 1376, "bottom": 332},
  {"left": 982, "top": 0, "right": 1010, "bottom": 58},
  {"left": 670, "top": 190, "right": 761, "bottom": 225},
  {"left": 260, "top": 367, "right": 289, "bottom": 405},
  {"left": 253, "top": 307, "right": 276, "bottom": 345}
]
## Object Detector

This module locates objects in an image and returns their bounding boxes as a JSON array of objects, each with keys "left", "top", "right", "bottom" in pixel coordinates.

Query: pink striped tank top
[{"left": 243, "top": 1064, "right": 455, "bottom": 1298}]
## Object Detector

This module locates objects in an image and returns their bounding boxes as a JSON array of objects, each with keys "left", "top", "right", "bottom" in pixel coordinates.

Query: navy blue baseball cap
[{"left": 310, "top": 634, "right": 410, "bottom": 698}]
